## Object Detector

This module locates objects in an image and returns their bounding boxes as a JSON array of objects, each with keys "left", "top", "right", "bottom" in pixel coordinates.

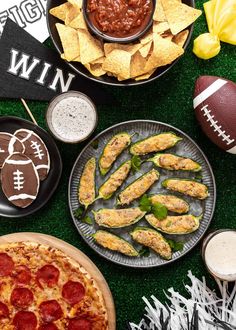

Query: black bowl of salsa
[
  {"left": 83, "top": 0, "right": 155, "bottom": 43},
  {"left": 47, "top": 0, "right": 195, "bottom": 86}
]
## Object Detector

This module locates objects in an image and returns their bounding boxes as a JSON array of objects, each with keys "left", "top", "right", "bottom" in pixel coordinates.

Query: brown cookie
[
  {"left": 1, "top": 153, "right": 40, "bottom": 208},
  {"left": 0, "top": 133, "right": 25, "bottom": 168},
  {"left": 14, "top": 129, "right": 50, "bottom": 181}
]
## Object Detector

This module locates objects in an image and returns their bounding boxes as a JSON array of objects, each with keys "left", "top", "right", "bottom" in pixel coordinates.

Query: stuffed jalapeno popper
[
  {"left": 78, "top": 157, "right": 96, "bottom": 209},
  {"left": 130, "top": 227, "right": 172, "bottom": 260},
  {"left": 93, "top": 208, "right": 146, "bottom": 228},
  {"left": 148, "top": 153, "right": 201, "bottom": 172},
  {"left": 97, "top": 160, "right": 131, "bottom": 200},
  {"left": 99, "top": 132, "right": 132, "bottom": 175},
  {"left": 149, "top": 194, "right": 189, "bottom": 214},
  {"left": 130, "top": 132, "right": 182, "bottom": 156},
  {"left": 93, "top": 230, "right": 139, "bottom": 256},
  {"left": 117, "top": 169, "right": 159, "bottom": 206},
  {"left": 146, "top": 214, "right": 202, "bottom": 234},
  {"left": 162, "top": 178, "right": 208, "bottom": 200}
]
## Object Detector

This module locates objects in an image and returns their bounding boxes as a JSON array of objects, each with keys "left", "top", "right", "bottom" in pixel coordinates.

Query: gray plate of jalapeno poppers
[{"left": 68, "top": 120, "right": 216, "bottom": 268}]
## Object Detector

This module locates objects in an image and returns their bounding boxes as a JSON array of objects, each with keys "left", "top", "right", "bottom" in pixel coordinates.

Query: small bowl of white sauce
[
  {"left": 202, "top": 229, "right": 236, "bottom": 281},
  {"left": 46, "top": 91, "right": 98, "bottom": 143}
]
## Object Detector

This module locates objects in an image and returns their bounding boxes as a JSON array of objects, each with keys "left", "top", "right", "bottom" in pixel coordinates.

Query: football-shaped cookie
[
  {"left": 14, "top": 129, "right": 50, "bottom": 181},
  {"left": 0, "top": 133, "right": 25, "bottom": 168},
  {"left": 194, "top": 76, "right": 236, "bottom": 154},
  {"left": 1, "top": 153, "right": 40, "bottom": 208}
]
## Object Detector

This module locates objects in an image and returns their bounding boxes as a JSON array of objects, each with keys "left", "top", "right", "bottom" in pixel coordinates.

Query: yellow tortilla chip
[
  {"left": 172, "top": 29, "right": 189, "bottom": 47},
  {"left": 56, "top": 23, "right": 80, "bottom": 61},
  {"left": 104, "top": 43, "right": 141, "bottom": 56},
  {"left": 68, "top": 0, "right": 82, "bottom": 9},
  {"left": 161, "top": 0, "right": 202, "bottom": 35},
  {"left": 161, "top": 31, "right": 174, "bottom": 41},
  {"left": 135, "top": 69, "right": 155, "bottom": 81},
  {"left": 140, "top": 31, "right": 153, "bottom": 45},
  {"left": 102, "top": 49, "right": 131, "bottom": 80},
  {"left": 91, "top": 57, "right": 105, "bottom": 65},
  {"left": 65, "top": 6, "right": 80, "bottom": 25},
  {"left": 78, "top": 29, "right": 104, "bottom": 64},
  {"left": 73, "top": 55, "right": 81, "bottom": 62},
  {"left": 49, "top": 3, "right": 72, "bottom": 22},
  {"left": 139, "top": 41, "right": 153, "bottom": 58},
  {"left": 153, "top": 21, "right": 170, "bottom": 34},
  {"left": 68, "top": 12, "right": 87, "bottom": 29},
  {"left": 130, "top": 52, "right": 148, "bottom": 78},
  {"left": 85, "top": 63, "right": 106, "bottom": 77},
  {"left": 145, "top": 34, "right": 184, "bottom": 71},
  {"left": 153, "top": 0, "right": 166, "bottom": 21}
]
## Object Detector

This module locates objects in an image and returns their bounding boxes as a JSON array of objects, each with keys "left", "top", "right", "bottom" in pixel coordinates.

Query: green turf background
[{"left": 0, "top": 1, "right": 235, "bottom": 328}]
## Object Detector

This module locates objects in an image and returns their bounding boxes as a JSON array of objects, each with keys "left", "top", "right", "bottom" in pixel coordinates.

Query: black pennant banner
[{"left": 0, "top": 19, "right": 115, "bottom": 105}]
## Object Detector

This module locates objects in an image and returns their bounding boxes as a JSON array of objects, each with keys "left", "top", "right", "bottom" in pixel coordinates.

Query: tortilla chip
[
  {"left": 56, "top": 23, "right": 80, "bottom": 61},
  {"left": 172, "top": 29, "right": 189, "bottom": 47},
  {"left": 73, "top": 55, "right": 81, "bottom": 62},
  {"left": 117, "top": 75, "right": 127, "bottom": 81},
  {"left": 68, "top": 0, "right": 82, "bottom": 9},
  {"left": 161, "top": 31, "right": 174, "bottom": 41},
  {"left": 145, "top": 34, "right": 184, "bottom": 71},
  {"left": 78, "top": 29, "right": 104, "bottom": 64},
  {"left": 130, "top": 52, "right": 148, "bottom": 78},
  {"left": 161, "top": 0, "right": 202, "bottom": 35},
  {"left": 135, "top": 69, "right": 155, "bottom": 81},
  {"left": 153, "top": 21, "right": 169, "bottom": 34},
  {"left": 102, "top": 49, "right": 132, "bottom": 80},
  {"left": 153, "top": 0, "right": 166, "bottom": 21},
  {"left": 140, "top": 31, "right": 153, "bottom": 45},
  {"left": 85, "top": 63, "right": 106, "bottom": 77},
  {"left": 104, "top": 43, "right": 141, "bottom": 56},
  {"left": 68, "top": 12, "right": 87, "bottom": 29},
  {"left": 65, "top": 6, "right": 80, "bottom": 25},
  {"left": 139, "top": 41, "right": 153, "bottom": 58},
  {"left": 91, "top": 57, "right": 105, "bottom": 65},
  {"left": 50, "top": 3, "right": 72, "bottom": 22}
]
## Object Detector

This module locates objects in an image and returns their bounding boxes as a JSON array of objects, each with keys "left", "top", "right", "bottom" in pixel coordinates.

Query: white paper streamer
[{"left": 130, "top": 271, "right": 236, "bottom": 330}]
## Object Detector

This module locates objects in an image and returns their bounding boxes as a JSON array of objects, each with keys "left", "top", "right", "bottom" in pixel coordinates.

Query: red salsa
[{"left": 87, "top": 0, "right": 153, "bottom": 38}]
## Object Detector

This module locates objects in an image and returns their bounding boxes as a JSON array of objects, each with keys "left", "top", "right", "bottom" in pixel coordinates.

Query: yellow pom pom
[{"left": 193, "top": 33, "right": 221, "bottom": 60}]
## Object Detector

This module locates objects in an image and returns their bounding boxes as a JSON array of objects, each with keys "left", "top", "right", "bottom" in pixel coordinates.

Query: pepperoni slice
[
  {"left": 13, "top": 311, "right": 37, "bottom": 330},
  {"left": 0, "top": 302, "right": 9, "bottom": 319},
  {"left": 0, "top": 253, "right": 14, "bottom": 276},
  {"left": 36, "top": 265, "right": 59, "bottom": 288},
  {"left": 10, "top": 287, "right": 34, "bottom": 308},
  {"left": 62, "top": 281, "right": 85, "bottom": 305},
  {"left": 67, "top": 318, "right": 92, "bottom": 330},
  {"left": 14, "top": 265, "right": 31, "bottom": 285},
  {"left": 39, "top": 300, "right": 63, "bottom": 323},
  {"left": 38, "top": 324, "right": 58, "bottom": 330}
]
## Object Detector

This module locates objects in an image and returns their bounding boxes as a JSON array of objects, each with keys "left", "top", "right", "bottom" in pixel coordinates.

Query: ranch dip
[
  {"left": 204, "top": 230, "right": 236, "bottom": 281},
  {"left": 46, "top": 91, "right": 97, "bottom": 143}
]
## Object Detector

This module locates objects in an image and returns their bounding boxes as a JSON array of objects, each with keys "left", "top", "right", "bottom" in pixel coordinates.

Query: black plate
[
  {"left": 0, "top": 116, "right": 62, "bottom": 218},
  {"left": 47, "top": 0, "right": 195, "bottom": 86}
]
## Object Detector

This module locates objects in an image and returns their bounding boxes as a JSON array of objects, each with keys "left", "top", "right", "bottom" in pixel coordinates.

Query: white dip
[
  {"left": 205, "top": 231, "right": 236, "bottom": 281},
  {"left": 50, "top": 95, "right": 97, "bottom": 142}
]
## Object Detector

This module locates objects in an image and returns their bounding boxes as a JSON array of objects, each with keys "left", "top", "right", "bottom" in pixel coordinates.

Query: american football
[
  {"left": 14, "top": 129, "right": 50, "bottom": 181},
  {"left": 194, "top": 75, "right": 236, "bottom": 154},
  {"left": 0, "top": 133, "right": 25, "bottom": 168},
  {"left": 1, "top": 153, "right": 40, "bottom": 208}
]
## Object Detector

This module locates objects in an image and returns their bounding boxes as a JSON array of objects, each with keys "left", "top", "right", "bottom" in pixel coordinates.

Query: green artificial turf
[{"left": 0, "top": 1, "right": 235, "bottom": 328}]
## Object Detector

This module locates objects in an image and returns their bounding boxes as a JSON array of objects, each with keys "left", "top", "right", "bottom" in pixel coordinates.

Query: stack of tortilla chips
[{"left": 50, "top": 0, "right": 201, "bottom": 81}]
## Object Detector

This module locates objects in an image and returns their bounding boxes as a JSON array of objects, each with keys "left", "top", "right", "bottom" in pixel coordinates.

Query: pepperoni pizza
[{"left": 0, "top": 242, "right": 109, "bottom": 330}]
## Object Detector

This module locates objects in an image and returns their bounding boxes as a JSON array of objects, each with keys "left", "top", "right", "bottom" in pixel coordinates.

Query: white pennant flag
[{"left": 0, "top": 0, "right": 49, "bottom": 42}]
